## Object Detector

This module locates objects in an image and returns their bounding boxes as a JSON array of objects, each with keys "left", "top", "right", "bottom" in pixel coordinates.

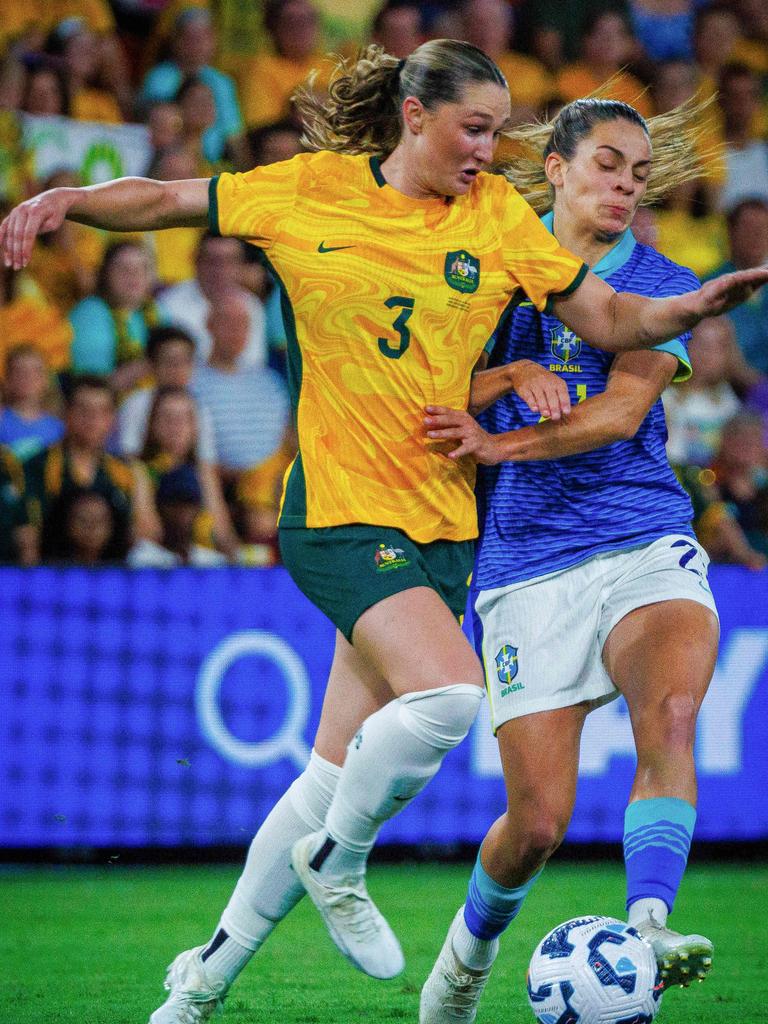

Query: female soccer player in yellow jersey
[{"left": 2, "top": 39, "right": 767, "bottom": 1024}]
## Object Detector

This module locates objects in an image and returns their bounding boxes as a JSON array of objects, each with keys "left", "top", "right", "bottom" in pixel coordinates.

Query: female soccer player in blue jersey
[
  {"left": 421, "top": 98, "right": 726, "bottom": 1023},
  {"left": 3, "top": 47, "right": 766, "bottom": 1024}
]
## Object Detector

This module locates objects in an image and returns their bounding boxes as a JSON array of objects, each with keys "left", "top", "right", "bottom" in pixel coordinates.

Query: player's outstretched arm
[
  {"left": 0, "top": 177, "right": 210, "bottom": 271},
  {"left": 469, "top": 359, "right": 571, "bottom": 419},
  {"left": 552, "top": 266, "right": 768, "bottom": 352},
  {"left": 427, "top": 350, "right": 677, "bottom": 464}
]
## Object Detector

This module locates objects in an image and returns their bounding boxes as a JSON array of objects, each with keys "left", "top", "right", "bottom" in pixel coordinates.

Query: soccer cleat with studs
[
  {"left": 633, "top": 911, "right": 713, "bottom": 988},
  {"left": 420, "top": 908, "right": 498, "bottom": 1023},
  {"left": 148, "top": 946, "right": 229, "bottom": 1024},
  {"left": 291, "top": 831, "right": 405, "bottom": 979}
]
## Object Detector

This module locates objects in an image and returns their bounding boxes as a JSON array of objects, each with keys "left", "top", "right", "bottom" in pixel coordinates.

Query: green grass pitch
[{"left": 3, "top": 859, "right": 766, "bottom": 1023}]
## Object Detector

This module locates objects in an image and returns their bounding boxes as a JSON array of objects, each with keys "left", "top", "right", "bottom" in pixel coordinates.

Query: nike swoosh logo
[{"left": 318, "top": 242, "right": 355, "bottom": 253}]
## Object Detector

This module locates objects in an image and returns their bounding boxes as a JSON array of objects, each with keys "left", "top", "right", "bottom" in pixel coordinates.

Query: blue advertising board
[{"left": 1, "top": 566, "right": 766, "bottom": 848}]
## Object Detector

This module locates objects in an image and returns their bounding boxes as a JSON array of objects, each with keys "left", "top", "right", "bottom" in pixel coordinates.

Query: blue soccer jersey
[{"left": 474, "top": 213, "right": 697, "bottom": 590}]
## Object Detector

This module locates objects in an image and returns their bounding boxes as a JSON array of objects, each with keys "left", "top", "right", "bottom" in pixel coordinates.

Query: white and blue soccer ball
[{"left": 527, "top": 916, "right": 663, "bottom": 1024}]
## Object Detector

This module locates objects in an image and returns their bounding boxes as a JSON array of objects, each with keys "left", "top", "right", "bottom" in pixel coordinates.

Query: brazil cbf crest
[
  {"left": 445, "top": 250, "right": 480, "bottom": 293},
  {"left": 550, "top": 326, "right": 582, "bottom": 363},
  {"left": 375, "top": 543, "right": 410, "bottom": 572},
  {"left": 495, "top": 645, "right": 519, "bottom": 684}
]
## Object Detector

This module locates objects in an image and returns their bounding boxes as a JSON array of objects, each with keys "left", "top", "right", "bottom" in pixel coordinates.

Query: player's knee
[
  {"left": 640, "top": 691, "right": 699, "bottom": 753},
  {"left": 398, "top": 683, "right": 484, "bottom": 750},
  {"left": 521, "top": 816, "right": 568, "bottom": 866}
]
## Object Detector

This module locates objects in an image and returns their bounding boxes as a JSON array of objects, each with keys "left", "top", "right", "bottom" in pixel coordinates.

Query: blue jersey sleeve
[{"left": 649, "top": 265, "right": 700, "bottom": 383}]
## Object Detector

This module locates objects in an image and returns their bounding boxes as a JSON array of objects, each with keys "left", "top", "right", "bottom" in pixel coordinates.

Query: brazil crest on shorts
[
  {"left": 445, "top": 251, "right": 480, "bottom": 293},
  {"left": 495, "top": 644, "right": 519, "bottom": 683}
]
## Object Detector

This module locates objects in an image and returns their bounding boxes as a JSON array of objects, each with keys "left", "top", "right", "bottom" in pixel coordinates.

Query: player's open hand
[
  {"left": 695, "top": 266, "right": 768, "bottom": 318},
  {"left": 425, "top": 406, "right": 502, "bottom": 464},
  {"left": 0, "top": 189, "right": 74, "bottom": 270},
  {"left": 507, "top": 359, "right": 571, "bottom": 421}
]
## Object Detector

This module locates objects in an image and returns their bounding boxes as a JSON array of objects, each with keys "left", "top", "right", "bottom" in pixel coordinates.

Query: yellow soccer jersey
[{"left": 209, "top": 151, "right": 586, "bottom": 543}]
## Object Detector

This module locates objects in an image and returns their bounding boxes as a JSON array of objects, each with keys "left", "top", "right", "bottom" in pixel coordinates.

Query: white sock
[
  {"left": 215, "top": 749, "right": 341, "bottom": 968},
  {"left": 200, "top": 929, "right": 252, "bottom": 982},
  {"left": 315, "top": 685, "right": 483, "bottom": 880},
  {"left": 628, "top": 897, "right": 669, "bottom": 928},
  {"left": 452, "top": 913, "right": 500, "bottom": 971}
]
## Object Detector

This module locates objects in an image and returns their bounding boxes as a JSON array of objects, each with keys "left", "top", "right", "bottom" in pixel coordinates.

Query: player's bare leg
[
  {"left": 150, "top": 633, "right": 393, "bottom": 1023},
  {"left": 293, "top": 586, "right": 484, "bottom": 979},
  {"left": 421, "top": 705, "right": 587, "bottom": 1023},
  {"left": 604, "top": 599, "right": 719, "bottom": 988}
]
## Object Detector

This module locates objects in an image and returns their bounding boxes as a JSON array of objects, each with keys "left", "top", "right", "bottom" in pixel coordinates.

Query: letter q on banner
[{"left": 196, "top": 631, "right": 311, "bottom": 770}]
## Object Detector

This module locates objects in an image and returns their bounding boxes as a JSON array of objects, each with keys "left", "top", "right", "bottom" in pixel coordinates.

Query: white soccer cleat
[
  {"left": 291, "top": 832, "right": 405, "bottom": 979},
  {"left": 148, "top": 946, "right": 229, "bottom": 1024},
  {"left": 420, "top": 908, "right": 498, "bottom": 1023},
  {"left": 633, "top": 912, "right": 714, "bottom": 988}
]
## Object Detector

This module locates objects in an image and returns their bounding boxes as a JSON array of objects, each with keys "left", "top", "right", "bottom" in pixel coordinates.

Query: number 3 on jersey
[{"left": 378, "top": 296, "right": 414, "bottom": 359}]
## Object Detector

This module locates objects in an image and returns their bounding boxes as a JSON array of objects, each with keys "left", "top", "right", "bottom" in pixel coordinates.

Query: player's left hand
[
  {"left": 695, "top": 266, "right": 768, "bottom": 317},
  {"left": 425, "top": 407, "right": 502, "bottom": 463}
]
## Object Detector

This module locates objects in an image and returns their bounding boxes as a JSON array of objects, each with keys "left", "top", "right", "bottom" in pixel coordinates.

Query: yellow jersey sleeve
[
  {"left": 495, "top": 181, "right": 587, "bottom": 311},
  {"left": 208, "top": 156, "right": 304, "bottom": 249}
]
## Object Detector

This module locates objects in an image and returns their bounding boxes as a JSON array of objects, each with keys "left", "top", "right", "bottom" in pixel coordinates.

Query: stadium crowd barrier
[{"left": 2, "top": 565, "right": 766, "bottom": 848}]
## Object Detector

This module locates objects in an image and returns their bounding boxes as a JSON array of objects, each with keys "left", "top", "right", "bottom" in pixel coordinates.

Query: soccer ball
[{"left": 527, "top": 916, "right": 662, "bottom": 1024}]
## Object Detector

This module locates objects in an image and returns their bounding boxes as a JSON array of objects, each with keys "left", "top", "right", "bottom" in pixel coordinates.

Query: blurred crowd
[{"left": 0, "top": 0, "right": 767, "bottom": 569}]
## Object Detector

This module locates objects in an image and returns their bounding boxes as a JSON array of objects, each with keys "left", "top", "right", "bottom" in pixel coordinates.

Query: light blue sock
[
  {"left": 463, "top": 853, "right": 542, "bottom": 940},
  {"left": 624, "top": 797, "right": 696, "bottom": 914}
]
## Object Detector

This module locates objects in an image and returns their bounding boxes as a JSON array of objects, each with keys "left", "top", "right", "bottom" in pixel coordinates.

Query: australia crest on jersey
[
  {"left": 550, "top": 326, "right": 582, "bottom": 363},
  {"left": 445, "top": 250, "right": 480, "bottom": 293},
  {"left": 375, "top": 543, "right": 410, "bottom": 571}
]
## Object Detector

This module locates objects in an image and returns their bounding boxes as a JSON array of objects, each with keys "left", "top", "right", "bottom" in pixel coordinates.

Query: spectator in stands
[
  {"left": 20, "top": 61, "right": 70, "bottom": 117},
  {"left": 684, "top": 413, "right": 768, "bottom": 569},
  {"left": 239, "top": 0, "right": 331, "bottom": 129},
  {"left": 140, "top": 8, "right": 243, "bottom": 164},
  {"left": 651, "top": 58, "right": 725, "bottom": 203},
  {"left": 128, "top": 463, "right": 227, "bottom": 566},
  {"left": 22, "top": 375, "right": 157, "bottom": 556},
  {"left": 176, "top": 75, "right": 220, "bottom": 176},
  {"left": 664, "top": 317, "right": 743, "bottom": 468},
  {"left": 134, "top": 384, "right": 238, "bottom": 558},
  {"left": 158, "top": 232, "right": 268, "bottom": 368},
  {"left": 242, "top": 118, "right": 304, "bottom": 172},
  {"left": 0, "top": 444, "right": 37, "bottom": 564},
  {"left": 628, "top": 0, "right": 698, "bottom": 63},
  {"left": 191, "top": 289, "right": 293, "bottom": 502},
  {"left": 708, "top": 198, "right": 768, "bottom": 375},
  {"left": 142, "top": 145, "right": 203, "bottom": 287},
  {"left": 44, "top": 486, "right": 128, "bottom": 564},
  {"left": 734, "top": 0, "right": 768, "bottom": 73},
  {"left": 117, "top": 325, "right": 216, "bottom": 461},
  {"left": 45, "top": 18, "right": 122, "bottom": 124},
  {"left": 0, "top": 261, "right": 72, "bottom": 377},
  {"left": 26, "top": 170, "right": 104, "bottom": 312},
  {"left": 0, "top": 344, "right": 64, "bottom": 463},
  {"left": 145, "top": 99, "right": 184, "bottom": 157},
  {"left": 694, "top": 4, "right": 745, "bottom": 91},
  {"left": 525, "top": 0, "right": 632, "bottom": 70},
  {"left": 717, "top": 62, "right": 768, "bottom": 212},
  {"left": 69, "top": 241, "right": 160, "bottom": 395},
  {"left": 460, "top": 0, "right": 556, "bottom": 126},
  {"left": 655, "top": 181, "right": 728, "bottom": 279},
  {"left": 371, "top": 2, "right": 423, "bottom": 60},
  {"left": 555, "top": 9, "right": 653, "bottom": 119}
]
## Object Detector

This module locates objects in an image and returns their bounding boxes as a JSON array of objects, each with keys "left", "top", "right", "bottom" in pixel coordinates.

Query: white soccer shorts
[{"left": 474, "top": 534, "right": 719, "bottom": 733}]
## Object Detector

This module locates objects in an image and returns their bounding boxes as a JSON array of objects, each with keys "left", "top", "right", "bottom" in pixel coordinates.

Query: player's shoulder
[{"left": 628, "top": 240, "right": 700, "bottom": 292}]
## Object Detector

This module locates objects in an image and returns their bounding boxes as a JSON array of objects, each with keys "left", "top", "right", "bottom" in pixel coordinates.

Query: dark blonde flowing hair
[
  {"left": 499, "top": 90, "right": 721, "bottom": 212},
  {"left": 294, "top": 39, "right": 507, "bottom": 157}
]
